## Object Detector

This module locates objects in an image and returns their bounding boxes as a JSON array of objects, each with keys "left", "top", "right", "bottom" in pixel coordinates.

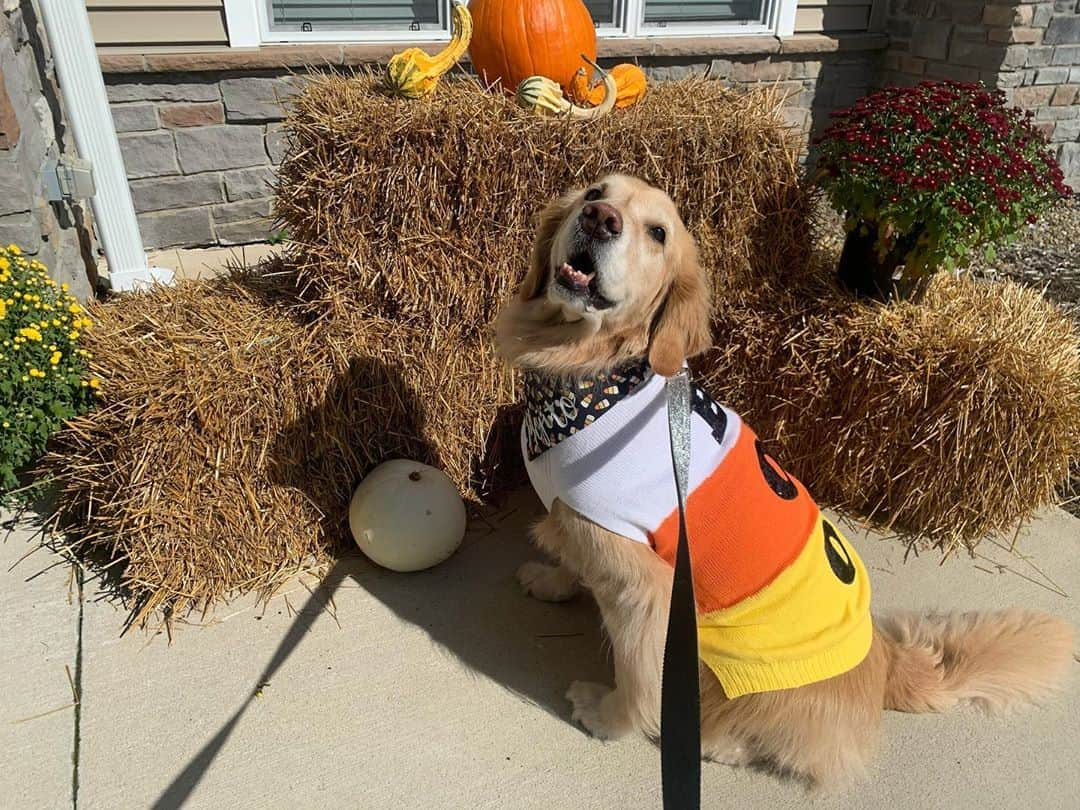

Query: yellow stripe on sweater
[{"left": 697, "top": 512, "right": 873, "bottom": 699}]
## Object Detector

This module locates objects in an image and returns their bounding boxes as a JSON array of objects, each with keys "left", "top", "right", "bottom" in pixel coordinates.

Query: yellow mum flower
[
  {"left": 69, "top": 331, "right": 79, "bottom": 340},
  {"left": 89, "top": 377, "right": 100, "bottom": 389},
  {"left": 69, "top": 302, "right": 82, "bottom": 314},
  {"left": 0, "top": 257, "right": 8, "bottom": 270},
  {"left": 0, "top": 300, "right": 5, "bottom": 319},
  {"left": 21, "top": 375, "right": 29, "bottom": 382},
  {"left": 52, "top": 319, "right": 60, "bottom": 327},
  {"left": 50, "top": 351, "right": 62, "bottom": 365},
  {"left": 8, "top": 244, "right": 21, "bottom": 254},
  {"left": 18, "top": 327, "right": 42, "bottom": 342},
  {"left": 61, "top": 283, "right": 69, "bottom": 292}
]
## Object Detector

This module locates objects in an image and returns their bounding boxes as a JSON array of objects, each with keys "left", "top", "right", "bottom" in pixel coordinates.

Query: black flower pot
[{"left": 837, "top": 221, "right": 929, "bottom": 303}]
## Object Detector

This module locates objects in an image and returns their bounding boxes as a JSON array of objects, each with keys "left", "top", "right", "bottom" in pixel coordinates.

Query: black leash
[{"left": 661, "top": 369, "right": 701, "bottom": 809}]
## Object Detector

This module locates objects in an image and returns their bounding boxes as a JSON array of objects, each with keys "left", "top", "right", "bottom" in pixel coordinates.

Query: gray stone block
[
  {"left": 221, "top": 76, "right": 304, "bottom": 122},
  {"left": 925, "top": 62, "right": 983, "bottom": 83},
  {"left": 130, "top": 173, "right": 224, "bottom": 213},
  {"left": 1058, "top": 142, "right": 1080, "bottom": 176},
  {"left": 223, "top": 167, "right": 277, "bottom": 201},
  {"left": 1036, "top": 66, "right": 1072, "bottom": 83},
  {"left": 1026, "top": 46, "right": 1056, "bottom": 66},
  {"left": 106, "top": 81, "right": 219, "bottom": 104},
  {"left": 1052, "top": 45, "right": 1080, "bottom": 64},
  {"left": 137, "top": 208, "right": 213, "bottom": 249},
  {"left": 212, "top": 199, "right": 272, "bottom": 224},
  {"left": 791, "top": 60, "right": 823, "bottom": 80},
  {"left": 1045, "top": 16, "right": 1080, "bottom": 45},
  {"left": 952, "top": 24, "right": 989, "bottom": 43},
  {"left": 1036, "top": 105, "right": 1080, "bottom": 120},
  {"left": 1033, "top": 4, "right": 1055, "bottom": 28},
  {"left": 643, "top": 64, "right": 710, "bottom": 81},
  {"left": 948, "top": 2, "right": 987, "bottom": 24},
  {"left": 1071, "top": 67, "right": 1080, "bottom": 83},
  {"left": 1053, "top": 118, "right": 1080, "bottom": 141},
  {"left": 118, "top": 132, "right": 178, "bottom": 179},
  {"left": 708, "top": 59, "right": 732, "bottom": 79},
  {"left": 0, "top": 211, "right": 40, "bottom": 250},
  {"left": 994, "top": 70, "right": 1026, "bottom": 88},
  {"left": 109, "top": 103, "right": 158, "bottom": 133},
  {"left": 911, "top": 20, "right": 952, "bottom": 61},
  {"left": 265, "top": 124, "right": 291, "bottom": 164},
  {"left": 174, "top": 125, "right": 268, "bottom": 174},
  {"left": 0, "top": 154, "right": 32, "bottom": 215},
  {"left": 215, "top": 218, "right": 272, "bottom": 245},
  {"left": 1004, "top": 44, "right": 1031, "bottom": 69},
  {"left": 949, "top": 39, "right": 1011, "bottom": 70}
]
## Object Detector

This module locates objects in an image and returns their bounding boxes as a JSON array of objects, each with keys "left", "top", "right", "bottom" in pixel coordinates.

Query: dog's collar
[{"left": 521, "top": 359, "right": 653, "bottom": 461}]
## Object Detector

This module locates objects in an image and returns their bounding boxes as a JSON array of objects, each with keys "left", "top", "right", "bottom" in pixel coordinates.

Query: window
[
  {"left": 268, "top": 1, "right": 445, "bottom": 35},
  {"left": 588, "top": 1, "right": 774, "bottom": 34},
  {"left": 226, "top": 0, "right": 795, "bottom": 45}
]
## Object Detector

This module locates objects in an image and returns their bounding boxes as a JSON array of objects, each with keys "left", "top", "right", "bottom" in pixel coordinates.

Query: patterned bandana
[{"left": 522, "top": 360, "right": 653, "bottom": 460}]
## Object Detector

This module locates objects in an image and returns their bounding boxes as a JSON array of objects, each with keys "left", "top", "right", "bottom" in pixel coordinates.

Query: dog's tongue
[{"left": 559, "top": 262, "right": 593, "bottom": 292}]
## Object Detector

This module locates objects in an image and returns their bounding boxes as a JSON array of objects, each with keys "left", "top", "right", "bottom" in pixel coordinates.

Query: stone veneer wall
[
  {"left": 1, "top": 0, "right": 96, "bottom": 299},
  {"left": 884, "top": 0, "right": 1080, "bottom": 189},
  {"left": 105, "top": 36, "right": 887, "bottom": 250}
]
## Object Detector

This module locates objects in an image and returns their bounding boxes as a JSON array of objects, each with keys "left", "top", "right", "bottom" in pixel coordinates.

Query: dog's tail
[{"left": 877, "top": 609, "right": 1074, "bottom": 713}]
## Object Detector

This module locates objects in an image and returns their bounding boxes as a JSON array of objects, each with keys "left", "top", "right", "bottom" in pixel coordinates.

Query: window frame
[{"left": 223, "top": 0, "right": 799, "bottom": 46}]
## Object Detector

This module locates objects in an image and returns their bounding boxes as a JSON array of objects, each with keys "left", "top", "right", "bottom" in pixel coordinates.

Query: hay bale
[
  {"left": 699, "top": 273, "right": 1080, "bottom": 550},
  {"left": 47, "top": 77, "right": 809, "bottom": 617},
  {"left": 275, "top": 73, "right": 814, "bottom": 328},
  {"left": 46, "top": 274, "right": 518, "bottom": 616}
]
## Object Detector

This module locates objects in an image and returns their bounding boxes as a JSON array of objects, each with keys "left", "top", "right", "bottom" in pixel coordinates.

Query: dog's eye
[
  {"left": 650, "top": 226, "right": 666, "bottom": 244},
  {"left": 584, "top": 188, "right": 602, "bottom": 202}
]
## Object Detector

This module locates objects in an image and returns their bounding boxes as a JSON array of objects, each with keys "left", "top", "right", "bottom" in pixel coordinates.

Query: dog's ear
[
  {"left": 648, "top": 239, "right": 712, "bottom": 377},
  {"left": 520, "top": 194, "right": 574, "bottom": 301}
]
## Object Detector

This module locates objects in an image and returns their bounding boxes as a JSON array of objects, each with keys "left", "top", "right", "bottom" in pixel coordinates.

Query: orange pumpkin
[
  {"left": 468, "top": 0, "right": 597, "bottom": 93},
  {"left": 569, "top": 63, "right": 648, "bottom": 109}
]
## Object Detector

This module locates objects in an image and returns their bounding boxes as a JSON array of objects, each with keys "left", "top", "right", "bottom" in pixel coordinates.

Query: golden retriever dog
[{"left": 493, "top": 174, "right": 1074, "bottom": 788}]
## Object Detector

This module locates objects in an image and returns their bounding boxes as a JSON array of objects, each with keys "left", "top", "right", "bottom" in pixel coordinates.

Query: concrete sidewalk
[{"left": 3, "top": 490, "right": 1078, "bottom": 810}]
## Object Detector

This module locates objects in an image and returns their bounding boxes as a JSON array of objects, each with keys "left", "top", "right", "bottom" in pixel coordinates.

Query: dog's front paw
[
  {"left": 517, "top": 561, "right": 580, "bottom": 602},
  {"left": 704, "top": 741, "right": 750, "bottom": 768},
  {"left": 567, "top": 681, "right": 629, "bottom": 741}
]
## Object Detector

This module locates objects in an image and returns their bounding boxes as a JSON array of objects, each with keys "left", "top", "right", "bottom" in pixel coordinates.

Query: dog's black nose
[{"left": 580, "top": 202, "right": 623, "bottom": 241}]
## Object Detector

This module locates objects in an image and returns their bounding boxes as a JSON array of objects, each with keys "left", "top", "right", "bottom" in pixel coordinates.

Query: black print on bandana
[
  {"left": 691, "top": 384, "right": 728, "bottom": 446},
  {"left": 522, "top": 361, "right": 651, "bottom": 460},
  {"left": 823, "top": 519, "right": 856, "bottom": 584},
  {"left": 755, "top": 440, "right": 798, "bottom": 501}
]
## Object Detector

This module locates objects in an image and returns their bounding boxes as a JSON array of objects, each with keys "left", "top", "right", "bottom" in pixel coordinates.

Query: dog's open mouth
[
  {"left": 555, "top": 252, "right": 613, "bottom": 309},
  {"left": 557, "top": 252, "right": 596, "bottom": 294}
]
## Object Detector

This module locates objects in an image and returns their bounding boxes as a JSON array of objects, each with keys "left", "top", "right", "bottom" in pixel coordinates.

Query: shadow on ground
[{"left": 151, "top": 353, "right": 610, "bottom": 810}]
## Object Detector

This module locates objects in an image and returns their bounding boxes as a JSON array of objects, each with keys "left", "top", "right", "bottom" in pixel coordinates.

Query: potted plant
[
  {"left": 0, "top": 245, "right": 99, "bottom": 492},
  {"left": 814, "top": 81, "right": 1072, "bottom": 302}
]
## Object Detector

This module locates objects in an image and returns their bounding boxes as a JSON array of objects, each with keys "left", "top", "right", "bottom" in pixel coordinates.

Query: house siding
[
  {"left": 88, "top": 1, "right": 228, "bottom": 49},
  {"left": 88, "top": 1, "right": 862, "bottom": 52}
]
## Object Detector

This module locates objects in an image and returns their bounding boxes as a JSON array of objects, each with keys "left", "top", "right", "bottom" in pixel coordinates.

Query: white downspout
[{"left": 37, "top": 0, "right": 172, "bottom": 292}]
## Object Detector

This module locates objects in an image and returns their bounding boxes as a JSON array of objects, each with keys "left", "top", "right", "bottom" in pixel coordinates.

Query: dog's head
[{"left": 499, "top": 174, "right": 711, "bottom": 377}]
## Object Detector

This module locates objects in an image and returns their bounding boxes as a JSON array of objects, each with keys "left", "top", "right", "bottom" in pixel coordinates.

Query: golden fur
[{"left": 495, "top": 175, "right": 1075, "bottom": 788}]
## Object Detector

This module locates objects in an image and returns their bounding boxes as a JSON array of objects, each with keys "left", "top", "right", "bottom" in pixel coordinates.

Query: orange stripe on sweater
[{"left": 648, "top": 424, "right": 819, "bottom": 614}]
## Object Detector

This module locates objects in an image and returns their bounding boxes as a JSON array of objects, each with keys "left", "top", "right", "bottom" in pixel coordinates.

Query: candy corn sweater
[{"left": 522, "top": 361, "right": 872, "bottom": 699}]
